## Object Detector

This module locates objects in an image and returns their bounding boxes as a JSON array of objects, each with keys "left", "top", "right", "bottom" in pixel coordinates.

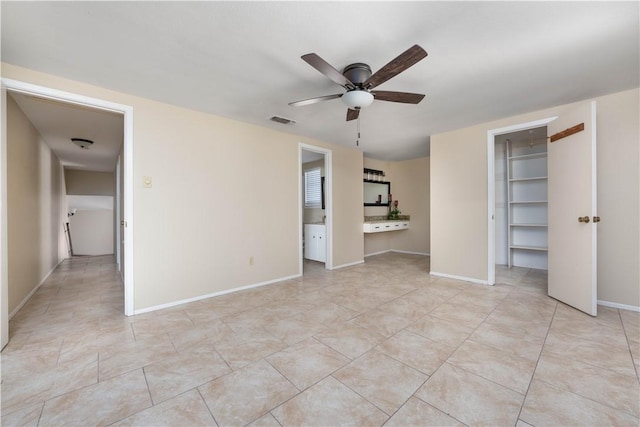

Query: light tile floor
[{"left": 1, "top": 254, "right": 639, "bottom": 426}]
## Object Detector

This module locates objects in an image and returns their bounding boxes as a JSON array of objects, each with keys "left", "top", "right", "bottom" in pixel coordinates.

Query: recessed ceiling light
[{"left": 71, "top": 138, "right": 94, "bottom": 149}]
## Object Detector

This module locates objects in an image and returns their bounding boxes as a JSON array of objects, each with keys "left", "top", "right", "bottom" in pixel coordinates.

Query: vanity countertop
[{"left": 364, "top": 215, "right": 410, "bottom": 223}]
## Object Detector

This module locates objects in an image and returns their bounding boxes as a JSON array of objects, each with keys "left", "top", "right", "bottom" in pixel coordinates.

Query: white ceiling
[
  {"left": 9, "top": 93, "right": 123, "bottom": 172},
  {"left": 2, "top": 2, "right": 638, "bottom": 162}
]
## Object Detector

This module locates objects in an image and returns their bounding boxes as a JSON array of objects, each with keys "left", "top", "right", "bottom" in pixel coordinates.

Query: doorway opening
[
  {"left": 1, "top": 78, "right": 134, "bottom": 349},
  {"left": 486, "top": 116, "right": 557, "bottom": 287},
  {"left": 493, "top": 126, "right": 548, "bottom": 292},
  {"left": 299, "top": 144, "right": 332, "bottom": 275}
]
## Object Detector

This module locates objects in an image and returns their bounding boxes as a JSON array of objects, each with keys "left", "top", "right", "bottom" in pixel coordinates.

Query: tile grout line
[
  {"left": 410, "top": 394, "right": 469, "bottom": 426},
  {"left": 329, "top": 368, "right": 393, "bottom": 420},
  {"left": 379, "top": 375, "right": 432, "bottom": 426},
  {"left": 617, "top": 309, "right": 640, "bottom": 383},
  {"left": 34, "top": 400, "right": 45, "bottom": 427},
  {"left": 515, "top": 301, "right": 558, "bottom": 424},
  {"left": 196, "top": 387, "right": 220, "bottom": 426},
  {"left": 7, "top": 254, "right": 636, "bottom": 426},
  {"left": 383, "top": 302, "right": 490, "bottom": 423}
]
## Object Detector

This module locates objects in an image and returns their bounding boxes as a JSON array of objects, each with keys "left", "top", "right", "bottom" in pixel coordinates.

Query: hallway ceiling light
[{"left": 71, "top": 138, "right": 94, "bottom": 149}]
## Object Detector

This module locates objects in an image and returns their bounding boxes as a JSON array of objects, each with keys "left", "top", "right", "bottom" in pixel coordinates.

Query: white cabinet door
[
  {"left": 304, "top": 224, "right": 326, "bottom": 262},
  {"left": 304, "top": 225, "right": 312, "bottom": 260},
  {"left": 316, "top": 227, "right": 326, "bottom": 262},
  {"left": 548, "top": 101, "right": 597, "bottom": 316}
]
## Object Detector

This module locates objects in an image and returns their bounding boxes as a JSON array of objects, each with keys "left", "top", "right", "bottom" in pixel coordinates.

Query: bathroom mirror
[{"left": 363, "top": 181, "right": 391, "bottom": 206}]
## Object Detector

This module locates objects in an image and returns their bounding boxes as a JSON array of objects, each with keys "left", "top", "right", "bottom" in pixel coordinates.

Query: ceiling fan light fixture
[{"left": 342, "top": 90, "right": 374, "bottom": 109}]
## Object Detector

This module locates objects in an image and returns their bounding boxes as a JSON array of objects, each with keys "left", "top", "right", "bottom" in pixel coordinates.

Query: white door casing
[
  {"left": 1, "top": 83, "right": 9, "bottom": 349},
  {"left": 0, "top": 79, "right": 135, "bottom": 350},
  {"left": 299, "top": 144, "right": 332, "bottom": 272},
  {"left": 487, "top": 117, "right": 557, "bottom": 286},
  {"left": 548, "top": 101, "right": 597, "bottom": 316}
]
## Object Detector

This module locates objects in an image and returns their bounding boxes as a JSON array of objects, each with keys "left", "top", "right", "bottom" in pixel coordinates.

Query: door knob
[
  {"left": 578, "top": 216, "right": 590, "bottom": 223},
  {"left": 593, "top": 216, "right": 601, "bottom": 223}
]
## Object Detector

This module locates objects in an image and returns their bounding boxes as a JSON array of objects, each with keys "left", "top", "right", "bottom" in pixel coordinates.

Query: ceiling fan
[{"left": 289, "top": 44, "right": 428, "bottom": 121}]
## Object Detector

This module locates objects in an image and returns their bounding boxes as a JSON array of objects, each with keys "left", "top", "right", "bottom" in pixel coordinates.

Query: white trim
[
  {"left": 364, "top": 250, "right": 392, "bottom": 257},
  {"left": 0, "top": 78, "right": 135, "bottom": 318},
  {"left": 597, "top": 300, "right": 640, "bottom": 313},
  {"left": 0, "top": 85, "right": 8, "bottom": 349},
  {"left": 9, "top": 259, "right": 64, "bottom": 319},
  {"left": 486, "top": 116, "right": 557, "bottom": 287},
  {"left": 392, "top": 250, "right": 430, "bottom": 256},
  {"left": 330, "top": 259, "right": 365, "bottom": 270},
  {"left": 115, "top": 158, "right": 121, "bottom": 271},
  {"left": 2, "top": 79, "right": 128, "bottom": 114},
  {"left": 299, "top": 143, "right": 333, "bottom": 272},
  {"left": 429, "top": 271, "right": 490, "bottom": 285},
  {"left": 589, "top": 101, "right": 598, "bottom": 316},
  {"left": 123, "top": 99, "right": 134, "bottom": 316},
  {"left": 134, "top": 273, "right": 301, "bottom": 315},
  {"left": 487, "top": 133, "right": 495, "bottom": 284},
  {"left": 365, "top": 249, "right": 430, "bottom": 257}
]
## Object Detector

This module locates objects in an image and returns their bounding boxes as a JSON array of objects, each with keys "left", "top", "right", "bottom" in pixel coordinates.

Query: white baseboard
[
  {"left": 364, "top": 250, "right": 430, "bottom": 258},
  {"left": 9, "top": 259, "right": 64, "bottom": 320},
  {"left": 597, "top": 300, "right": 640, "bottom": 313},
  {"left": 330, "top": 259, "right": 365, "bottom": 270},
  {"left": 134, "top": 273, "right": 302, "bottom": 315},
  {"left": 392, "top": 250, "right": 430, "bottom": 256},
  {"left": 364, "top": 250, "right": 392, "bottom": 257},
  {"left": 429, "top": 271, "right": 490, "bottom": 286}
]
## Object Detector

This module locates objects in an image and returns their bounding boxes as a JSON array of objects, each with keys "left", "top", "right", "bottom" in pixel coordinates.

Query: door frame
[
  {"left": 299, "top": 143, "right": 333, "bottom": 272},
  {"left": 0, "top": 79, "right": 135, "bottom": 344},
  {"left": 116, "top": 157, "right": 122, "bottom": 271},
  {"left": 486, "top": 116, "right": 557, "bottom": 285}
]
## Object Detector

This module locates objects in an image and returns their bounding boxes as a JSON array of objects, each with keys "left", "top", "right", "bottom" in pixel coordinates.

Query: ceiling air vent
[{"left": 270, "top": 116, "right": 296, "bottom": 125}]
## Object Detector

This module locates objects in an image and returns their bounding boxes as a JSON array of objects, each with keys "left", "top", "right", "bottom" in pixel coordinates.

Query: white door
[{"left": 548, "top": 101, "right": 597, "bottom": 315}]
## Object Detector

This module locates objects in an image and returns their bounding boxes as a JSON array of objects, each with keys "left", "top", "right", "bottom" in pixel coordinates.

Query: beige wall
[
  {"left": 65, "top": 169, "right": 116, "bottom": 260},
  {"left": 431, "top": 88, "right": 640, "bottom": 307},
  {"left": 595, "top": 90, "right": 640, "bottom": 306},
  {"left": 363, "top": 157, "right": 430, "bottom": 256},
  {"left": 69, "top": 209, "right": 114, "bottom": 256},
  {"left": 1, "top": 63, "right": 365, "bottom": 311},
  {"left": 389, "top": 157, "right": 430, "bottom": 255},
  {"left": 65, "top": 169, "right": 115, "bottom": 196},
  {"left": 7, "top": 95, "right": 66, "bottom": 314},
  {"left": 431, "top": 125, "right": 489, "bottom": 280},
  {"left": 329, "top": 145, "right": 364, "bottom": 268}
]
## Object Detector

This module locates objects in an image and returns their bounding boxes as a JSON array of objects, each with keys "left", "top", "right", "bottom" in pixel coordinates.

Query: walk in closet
[{"left": 495, "top": 127, "right": 548, "bottom": 270}]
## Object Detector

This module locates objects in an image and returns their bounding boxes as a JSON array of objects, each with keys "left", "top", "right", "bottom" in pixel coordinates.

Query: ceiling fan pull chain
[{"left": 357, "top": 114, "right": 361, "bottom": 146}]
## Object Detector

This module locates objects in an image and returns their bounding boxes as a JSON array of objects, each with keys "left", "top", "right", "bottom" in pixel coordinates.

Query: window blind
[{"left": 304, "top": 168, "right": 322, "bottom": 208}]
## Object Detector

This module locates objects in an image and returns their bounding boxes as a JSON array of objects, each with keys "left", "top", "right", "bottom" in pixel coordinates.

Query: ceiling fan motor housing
[{"left": 343, "top": 63, "right": 372, "bottom": 87}]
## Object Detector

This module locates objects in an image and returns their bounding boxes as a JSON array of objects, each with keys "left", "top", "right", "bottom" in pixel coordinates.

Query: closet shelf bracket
[{"left": 549, "top": 123, "right": 584, "bottom": 143}]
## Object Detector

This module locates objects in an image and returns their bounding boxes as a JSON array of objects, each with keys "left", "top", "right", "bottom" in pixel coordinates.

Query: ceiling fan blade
[
  {"left": 346, "top": 108, "right": 360, "bottom": 121},
  {"left": 371, "top": 90, "right": 425, "bottom": 104},
  {"left": 302, "top": 53, "right": 355, "bottom": 90},
  {"left": 288, "top": 93, "right": 343, "bottom": 107},
  {"left": 364, "top": 45, "right": 428, "bottom": 90}
]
